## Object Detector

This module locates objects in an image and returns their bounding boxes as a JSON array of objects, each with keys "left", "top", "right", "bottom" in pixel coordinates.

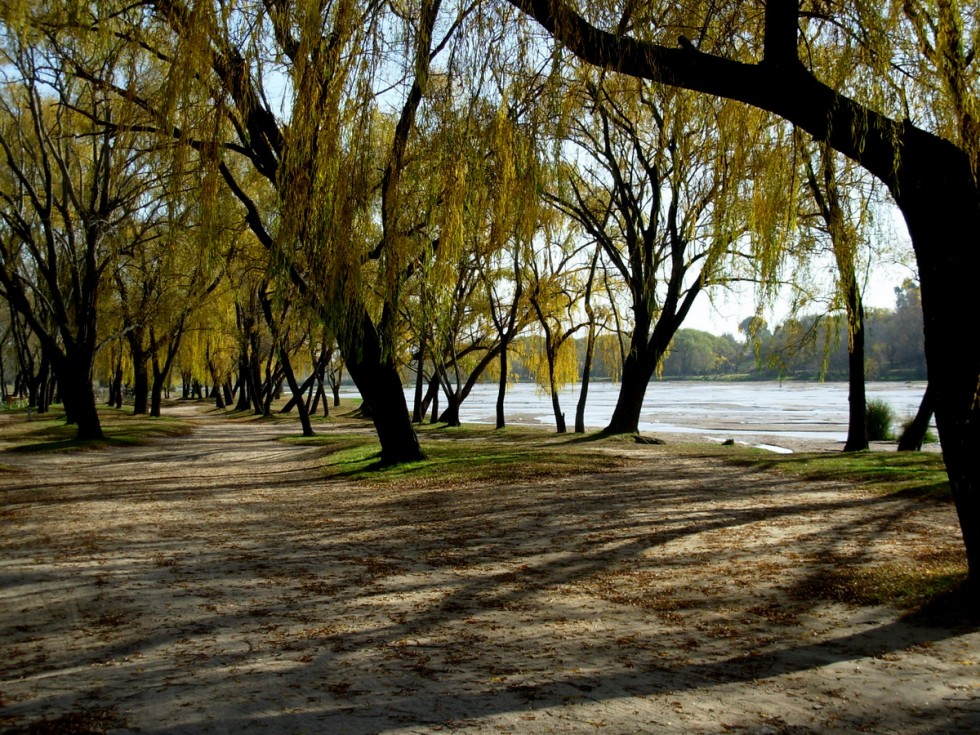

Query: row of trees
[
  {"left": 484, "top": 281, "right": 925, "bottom": 386},
  {"left": 1, "top": 2, "right": 978, "bottom": 583}
]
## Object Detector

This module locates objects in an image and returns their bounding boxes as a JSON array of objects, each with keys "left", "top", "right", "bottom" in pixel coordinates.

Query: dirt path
[{"left": 1, "top": 406, "right": 978, "bottom": 734}]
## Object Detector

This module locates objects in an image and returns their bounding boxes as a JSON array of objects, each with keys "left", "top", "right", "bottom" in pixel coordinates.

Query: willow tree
[
  {"left": 0, "top": 27, "right": 152, "bottom": 439},
  {"left": 507, "top": 0, "right": 980, "bottom": 582},
  {"left": 799, "top": 138, "right": 881, "bottom": 452},
  {"left": 548, "top": 73, "right": 754, "bottom": 435}
]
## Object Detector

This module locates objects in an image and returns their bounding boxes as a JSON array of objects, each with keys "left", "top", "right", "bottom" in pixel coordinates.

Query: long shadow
[{"left": 1, "top": 413, "right": 975, "bottom": 733}]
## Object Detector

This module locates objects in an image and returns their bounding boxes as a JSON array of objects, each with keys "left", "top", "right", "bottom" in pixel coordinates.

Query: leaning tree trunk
[
  {"left": 279, "top": 348, "right": 314, "bottom": 437},
  {"left": 126, "top": 330, "right": 149, "bottom": 415},
  {"left": 605, "top": 351, "right": 655, "bottom": 434},
  {"left": 340, "top": 309, "right": 423, "bottom": 465},
  {"left": 898, "top": 383, "right": 934, "bottom": 452},
  {"left": 605, "top": 319, "right": 661, "bottom": 435}
]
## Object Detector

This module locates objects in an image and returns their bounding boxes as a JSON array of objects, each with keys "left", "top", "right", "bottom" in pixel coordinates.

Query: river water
[{"left": 394, "top": 380, "right": 931, "bottom": 445}]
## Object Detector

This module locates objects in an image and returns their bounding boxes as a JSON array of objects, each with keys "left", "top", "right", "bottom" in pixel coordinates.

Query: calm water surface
[{"left": 394, "top": 381, "right": 930, "bottom": 445}]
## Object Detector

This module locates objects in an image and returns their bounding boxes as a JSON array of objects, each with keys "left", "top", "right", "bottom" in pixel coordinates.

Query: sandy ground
[{"left": 0, "top": 404, "right": 977, "bottom": 734}]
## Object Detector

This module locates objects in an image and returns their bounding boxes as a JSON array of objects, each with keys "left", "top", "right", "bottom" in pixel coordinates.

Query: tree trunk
[
  {"left": 53, "top": 354, "right": 103, "bottom": 440},
  {"left": 35, "top": 356, "right": 51, "bottom": 414},
  {"left": 897, "top": 160, "right": 980, "bottom": 585},
  {"left": 605, "top": 328, "right": 659, "bottom": 435},
  {"left": 279, "top": 349, "right": 314, "bottom": 437},
  {"left": 438, "top": 393, "right": 461, "bottom": 426},
  {"left": 128, "top": 332, "right": 149, "bottom": 415},
  {"left": 576, "top": 321, "right": 596, "bottom": 434},
  {"left": 843, "top": 293, "right": 868, "bottom": 452},
  {"left": 898, "top": 383, "right": 935, "bottom": 452},
  {"left": 340, "top": 310, "right": 423, "bottom": 465},
  {"left": 281, "top": 372, "right": 317, "bottom": 413},
  {"left": 412, "top": 342, "right": 426, "bottom": 424},
  {"left": 551, "top": 386, "right": 566, "bottom": 434},
  {"left": 496, "top": 342, "right": 509, "bottom": 430}
]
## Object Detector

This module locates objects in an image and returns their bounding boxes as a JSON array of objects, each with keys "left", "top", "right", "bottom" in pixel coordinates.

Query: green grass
[
  {"left": 1, "top": 405, "right": 192, "bottom": 453},
  {"left": 287, "top": 424, "right": 630, "bottom": 488},
  {"left": 728, "top": 449, "right": 950, "bottom": 499}
]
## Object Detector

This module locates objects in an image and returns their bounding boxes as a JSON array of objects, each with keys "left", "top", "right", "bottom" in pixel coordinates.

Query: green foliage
[{"left": 866, "top": 399, "right": 895, "bottom": 441}]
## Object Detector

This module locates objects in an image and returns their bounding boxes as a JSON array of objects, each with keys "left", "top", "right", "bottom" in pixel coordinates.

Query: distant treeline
[{"left": 507, "top": 283, "right": 926, "bottom": 383}]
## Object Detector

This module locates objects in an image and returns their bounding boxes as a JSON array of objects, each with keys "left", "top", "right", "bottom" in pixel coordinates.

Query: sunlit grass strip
[
  {"left": 727, "top": 450, "right": 950, "bottom": 499},
  {"left": 289, "top": 426, "right": 631, "bottom": 488}
]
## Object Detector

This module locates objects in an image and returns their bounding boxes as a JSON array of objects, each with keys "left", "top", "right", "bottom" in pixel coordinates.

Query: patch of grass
[
  {"left": 794, "top": 558, "right": 969, "bottom": 612},
  {"left": 1, "top": 406, "right": 192, "bottom": 453},
  {"left": 295, "top": 424, "right": 631, "bottom": 489},
  {"left": 728, "top": 449, "right": 950, "bottom": 500}
]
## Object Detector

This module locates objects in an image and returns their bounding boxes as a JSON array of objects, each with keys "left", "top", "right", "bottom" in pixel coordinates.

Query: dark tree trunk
[
  {"left": 897, "top": 156, "right": 980, "bottom": 585},
  {"left": 429, "top": 388, "right": 439, "bottom": 424},
  {"left": 279, "top": 351, "right": 314, "bottom": 436},
  {"left": 213, "top": 381, "right": 226, "bottom": 409},
  {"left": 127, "top": 331, "right": 149, "bottom": 415},
  {"left": 551, "top": 387, "right": 566, "bottom": 434},
  {"left": 412, "top": 342, "right": 426, "bottom": 424},
  {"left": 35, "top": 357, "right": 51, "bottom": 414},
  {"left": 438, "top": 391, "right": 461, "bottom": 427},
  {"left": 340, "top": 310, "right": 423, "bottom": 465},
  {"left": 576, "top": 322, "right": 597, "bottom": 434},
  {"left": 898, "top": 383, "right": 935, "bottom": 452},
  {"left": 281, "top": 371, "right": 317, "bottom": 413},
  {"left": 53, "top": 354, "right": 103, "bottom": 440},
  {"left": 310, "top": 383, "right": 322, "bottom": 417},
  {"left": 605, "top": 334, "right": 658, "bottom": 435},
  {"left": 496, "top": 342, "right": 509, "bottom": 430},
  {"left": 843, "top": 295, "right": 868, "bottom": 452}
]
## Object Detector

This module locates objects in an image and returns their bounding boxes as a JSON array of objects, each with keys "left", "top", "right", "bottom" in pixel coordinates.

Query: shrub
[{"left": 866, "top": 399, "right": 895, "bottom": 441}]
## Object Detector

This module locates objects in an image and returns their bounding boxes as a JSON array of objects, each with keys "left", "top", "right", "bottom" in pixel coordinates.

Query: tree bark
[
  {"left": 576, "top": 320, "right": 595, "bottom": 433},
  {"left": 496, "top": 342, "right": 509, "bottom": 429},
  {"left": 53, "top": 354, "right": 103, "bottom": 440},
  {"left": 898, "top": 383, "right": 935, "bottom": 451},
  {"left": 340, "top": 310, "right": 423, "bottom": 465},
  {"left": 605, "top": 344, "right": 657, "bottom": 434},
  {"left": 843, "top": 290, "right": 869, "bottom": 452},
  {"left": 127, "top": 331, "right": 149, "bottom": 415}
]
